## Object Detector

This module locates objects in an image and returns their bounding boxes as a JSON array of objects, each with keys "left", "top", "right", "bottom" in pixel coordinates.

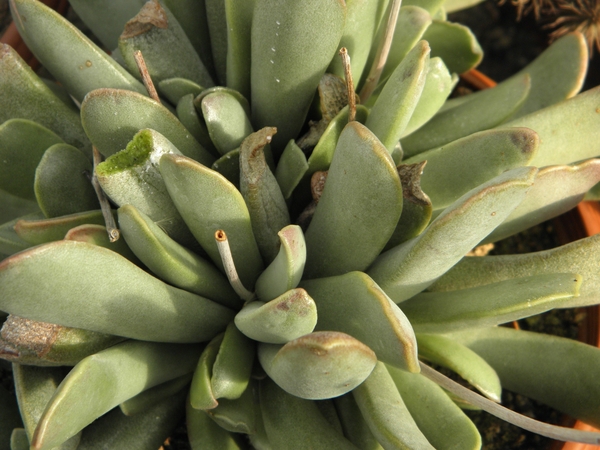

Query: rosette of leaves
[{"left": 1, "top": 0, "right": 600, "bottom": 449}]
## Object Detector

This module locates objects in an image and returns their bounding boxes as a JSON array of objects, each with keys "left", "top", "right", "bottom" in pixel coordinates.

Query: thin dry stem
[
  {"left": 134, "top": 50, "right": 160, "bottom": 102},
  {"left": 214, "top": 230, "right": 255, "bottom": 302},
  {"left": 339, "top": 48, "right": 356, "bottom": 122},
  {"left": 359, "top": 0, "right": 403, "bottom": 103},
  {"left": 91, "top": 147, "right": 120, "bottom": 242}
]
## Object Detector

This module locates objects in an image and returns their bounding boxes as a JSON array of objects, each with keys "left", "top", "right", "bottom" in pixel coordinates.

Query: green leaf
[
  {"left": 485, "top": 159, "right": 600, "bottom": 243},
  {"left": 429, "top": 232, "right": 600, "bottom": 308},
  {"left": 0, "top": 45, "right": 89, "bottom": 150},
  {"left": 255, "top": 225, "right": 306, "bottom": 301},
  {"left": 65, "top": 223, "right": 141, "bottom": 265},
  {"left": 503, "top": 85, "right": 600, "bottom": 167},
  {"left": 0, "top": 119, "right": 64, "bottom": 201},
  {"left": 275, "top": 140, "right": 309, "bottom": 200},
  {"left": 10, "top": 0, "right": 145, "bottom": 102},
  {"left": 80, "top": 88, "right": 214, "bottom": 164},
  {"left": 443, "top": 0, "right": 485, "bottom": 13},
  {"left": 387, "top": 364, "right": 482, "bottom": 450},
  {"left": 403, "top": 127, "right": 538, "bottom": 211},
  {"left": 176, "top": 93, "right": 219, "bottom": 156},
  {"left": 416, "top": 333, "right": 502, "bottom": 402},
  {"left": 234, "top": 288, "right": 317, "bottom": 344},
  {"left": 202, "top": 91, "right": 254, "bottom": 155},
  {"left": 10, "top": 428, "right": 29, "bottom": 450},
  {"left": 0, "top": 212, "right": 37, "bottom": 256},
  {"left": 366, "top": 40, "right": 430, "bottom": 152},
  {"left": 206, "top": 381, "right": 258, "bottom": 434},
  {"left": 34, "top": 144, "right": 99, "bottom": 218},
  {"left": 205, "top": 0, "right": 228, "bottom": 85},
  {"left": 368, "top": 167, "right": 537, "bottom": 302},
  {"left": 187, "top": 397, "right": 244, "bottom": 450},
  {"left": 2, "top": 315, "right": 125, "bottom": 367},
  {"left": 449, "top": 327, "right": 600, "bottom": 428},
  {"left": 506, "top": 32, "right": 587, "bottom": 119},
  {"left": 189, "top": 334, "right": 222, "bottom": 411},
  {"left": 118, "top": 1, "right": 214, "bottom": 87},
  {"left": 159, "top": 153, "right": 264, "bottom": 289},
  {"left": 304, "top": 122, "right": 403, "bottom": 278},
  {"left": 118, "top": 204, "right": 239, "bottom": 308},
  {"left": 14, "top": 210, "right": 107, "bottom": 245},
  {"left": 251, "top": 0, "right": 346, "bottom": 152},
  {"left": 333, "top": 394, "right": 384, "bottom": 450},
  {"left": 119, "top": 374, "right": 192, "bottom": 416},
  {"left": 421, "top": 20, "right": 483, "bottom": 74},
  {"left": 300, "top": 271, "right": 419, "bottom": 372},
  {"left": 31, "top": 340, "right": 200, "bottom": 450},
  {"left": 353, "top": 362, "right": 435, "bottom": 450},
  {"left": 78, "top": 389, "right": 186, "bottom": 450},
  {"left": 401, "top": 74, "right": 530, "bottom": 157},
  {"left": 96, "top": 128, "right": 197, "bottom": 246},
  {"left": 225, "top": 0, "right": 255, "bottom": 99},
  {"left": 67, "top": 0, "right": 146, "bottom": 50},
  {"left": 212, "top": 149, "right": 241, "bottom": 188},
  {"left": 259, "top": 377, "right": 360, "bottom": 449},
  {"left": 402, "top": 273, "right": 582, "bottom": 333},
  {"left": 158, "top": 77, "right": 204, "bottom": 105},
  {"left": 211, "top": 322, "right": 256, "bottom": 400},
  {"left": 240, "top": 128, "right": 291, "bottom": 263},
  {"left": 258, "top": 331, "right": 376, "bottom": 399},
  {"left": 0, "top": 240, "right": 235, "bottom": 343}
]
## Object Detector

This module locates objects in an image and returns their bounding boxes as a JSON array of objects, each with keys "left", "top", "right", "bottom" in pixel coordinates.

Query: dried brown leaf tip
[
  {"left": 547, "top": 0, "right": 600, "bottom": 53},
  {"left": 121, "top": 0, "right": 168, "bottom": 39}
]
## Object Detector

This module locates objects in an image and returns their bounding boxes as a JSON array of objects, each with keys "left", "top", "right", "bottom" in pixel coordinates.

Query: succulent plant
[{"left": 2, "top": 0, "right": 600, "bottom": 449}]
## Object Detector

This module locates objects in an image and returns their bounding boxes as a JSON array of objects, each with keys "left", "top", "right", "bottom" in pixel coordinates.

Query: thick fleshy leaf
[
  {"left": 304, "top": 122, "right": 403, "bottom": 278},
  {"left": 275, "top": 140, "right": 308, "bottom": 200},
  {"left": 119, "top": 374, "right": 192, "bottom": 416},
  {"left": 205, "top": 0, "right": 228, "bottom": 85},
  {"left": 10, "top": 428, "right": 29, "bottom": 450},
  {"left": 387, "top": 364, "right": 482, "bottom": 450},
  {"left": 485, "top": 159, "right": 600, "bottom": 243},
  {"left": 251, "top": 0, "right": 346, "bottom": 152},
  {"left": 404, "top": 0, "right": 445, "bottom": 14},
  {"left": 14, "top": 210, "right": 107, "bottom": 245},
  {"left": 416, "top": 333, "right": 502, "bottom": 402},
  {"left": 504, "top": 85, "right": 600, "bottom": 167},
  {"left": 12, "top": 365, "right": 81, "bottom": 447},
  {"left": 225, "top": 0, "right": 254, "bottom": 99},
  {"left": 449, "top": 327, "right": 600, "bottom": 428},
  {"left": 159, "top": 78, "right": 204, "bottom": 105},
  {"left": 368, "top": 167, "right": 537, "bottom": 302},
  {"left": 429, "top": 232, "right": 600, "bottom": 308},
  {"left": 30, "top": 340, "right": 201, "bottom": 450},
  {"left": 34, "top": 144, "right": 99, "bottom": 218},
  {"left": 81, "top": 88, "right": 214, "bottom": 163},
  {"left": 260, "top": 377, "right": 360, "bottom": 449},
  {"left": 0, "top": 119, "right": 63, "bottom": 201},
  {"left": 421, "top": 20, "right": 483, "bottom": 74},
  {"left": 329, "top": 0, "right": 382, "bottom": 82},
  {"left": 187, "top": 396, "right": 244, "bottom": 450},
  {"left": 10, "top": 0, "right": 145, "bottom": 102},
  {"left": 403, "top": 128, "right": 538, "bottom": 211},
  {"left": 401, "top": 57, "right": 456, "bottom": 137},
  {"left": 506, "top": 32, "right": 587, "bottom": 119},
  {"left": 65, "top": 224, "right": 141, "bottom": 265},
  {"left": 353, "top": 362, "right": 435, "bottom": 450},
  {"left": 1, "top": 315, "right": 125, "bottom": 366},
  {"left": 177, "top": 93, "right": 218, "bottom": 156},
  {"left": 402, "top": 273, "right": 582, "bottom": 333},
  {"left": 212, "top": 149, "right": 241, "bottom": 188},
  {"left": 401, "top": 74, "right": 530, "bottom": 157},
  {"left": 78, "top": 389, "right": 186, "bottom": 450},
  {"left": 255, "top": 225, "right": 306, "bottom": 301},
  {"left": 239, "top": 131, "right": 292, "bottom": 265},
  {"left": 0, "top": 240, "right": 234, "bottom": 342},
  {"left": 118, "top": 205, "right": 239, "bottom": 307},
  {"left": 211, "top": 322, "right": 255, "bottom": 400},
  {"left": 0, "top": 45, "right": 88, "bottom": 150},
  {"left": 0, "top": 190, "right": 39, "bottom": 228},
  {"left": 300, "top": 271, "right": 419, "bottom": 371},
  {"left": 206, "top": 381, "right": 258, "bottom": 434},
  {"left": 118, "top": 1, "right": 214, "bottom": 87},
  {"left": 0, "top": 212, "right": 37, "bottom": 256},
  {"left": 0, "top": 384, "right": 22, "bottom": 448},
  {"left": 190, "top": 333, "right": 223, "bottom": 410},
  {"left": 96, "top": 129, "right": 199, "bottom": 246},
  {"left": 159, "top": 153, "right": 264, "bottom": 289},
  {"left": 202, "top": 91, "right": 254, "bottom": 155},
  {"left": 258, "top": 331, "right": 377, "bottom": 399},
  {"left": 333, "top": 394, "right": 383, "bottom": 450},
  {"left": 366, "top": 41, "right": 430, "bottom": 152},
  {"left": 235, "top": 288, "right": 317, "bottom": 344}
]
